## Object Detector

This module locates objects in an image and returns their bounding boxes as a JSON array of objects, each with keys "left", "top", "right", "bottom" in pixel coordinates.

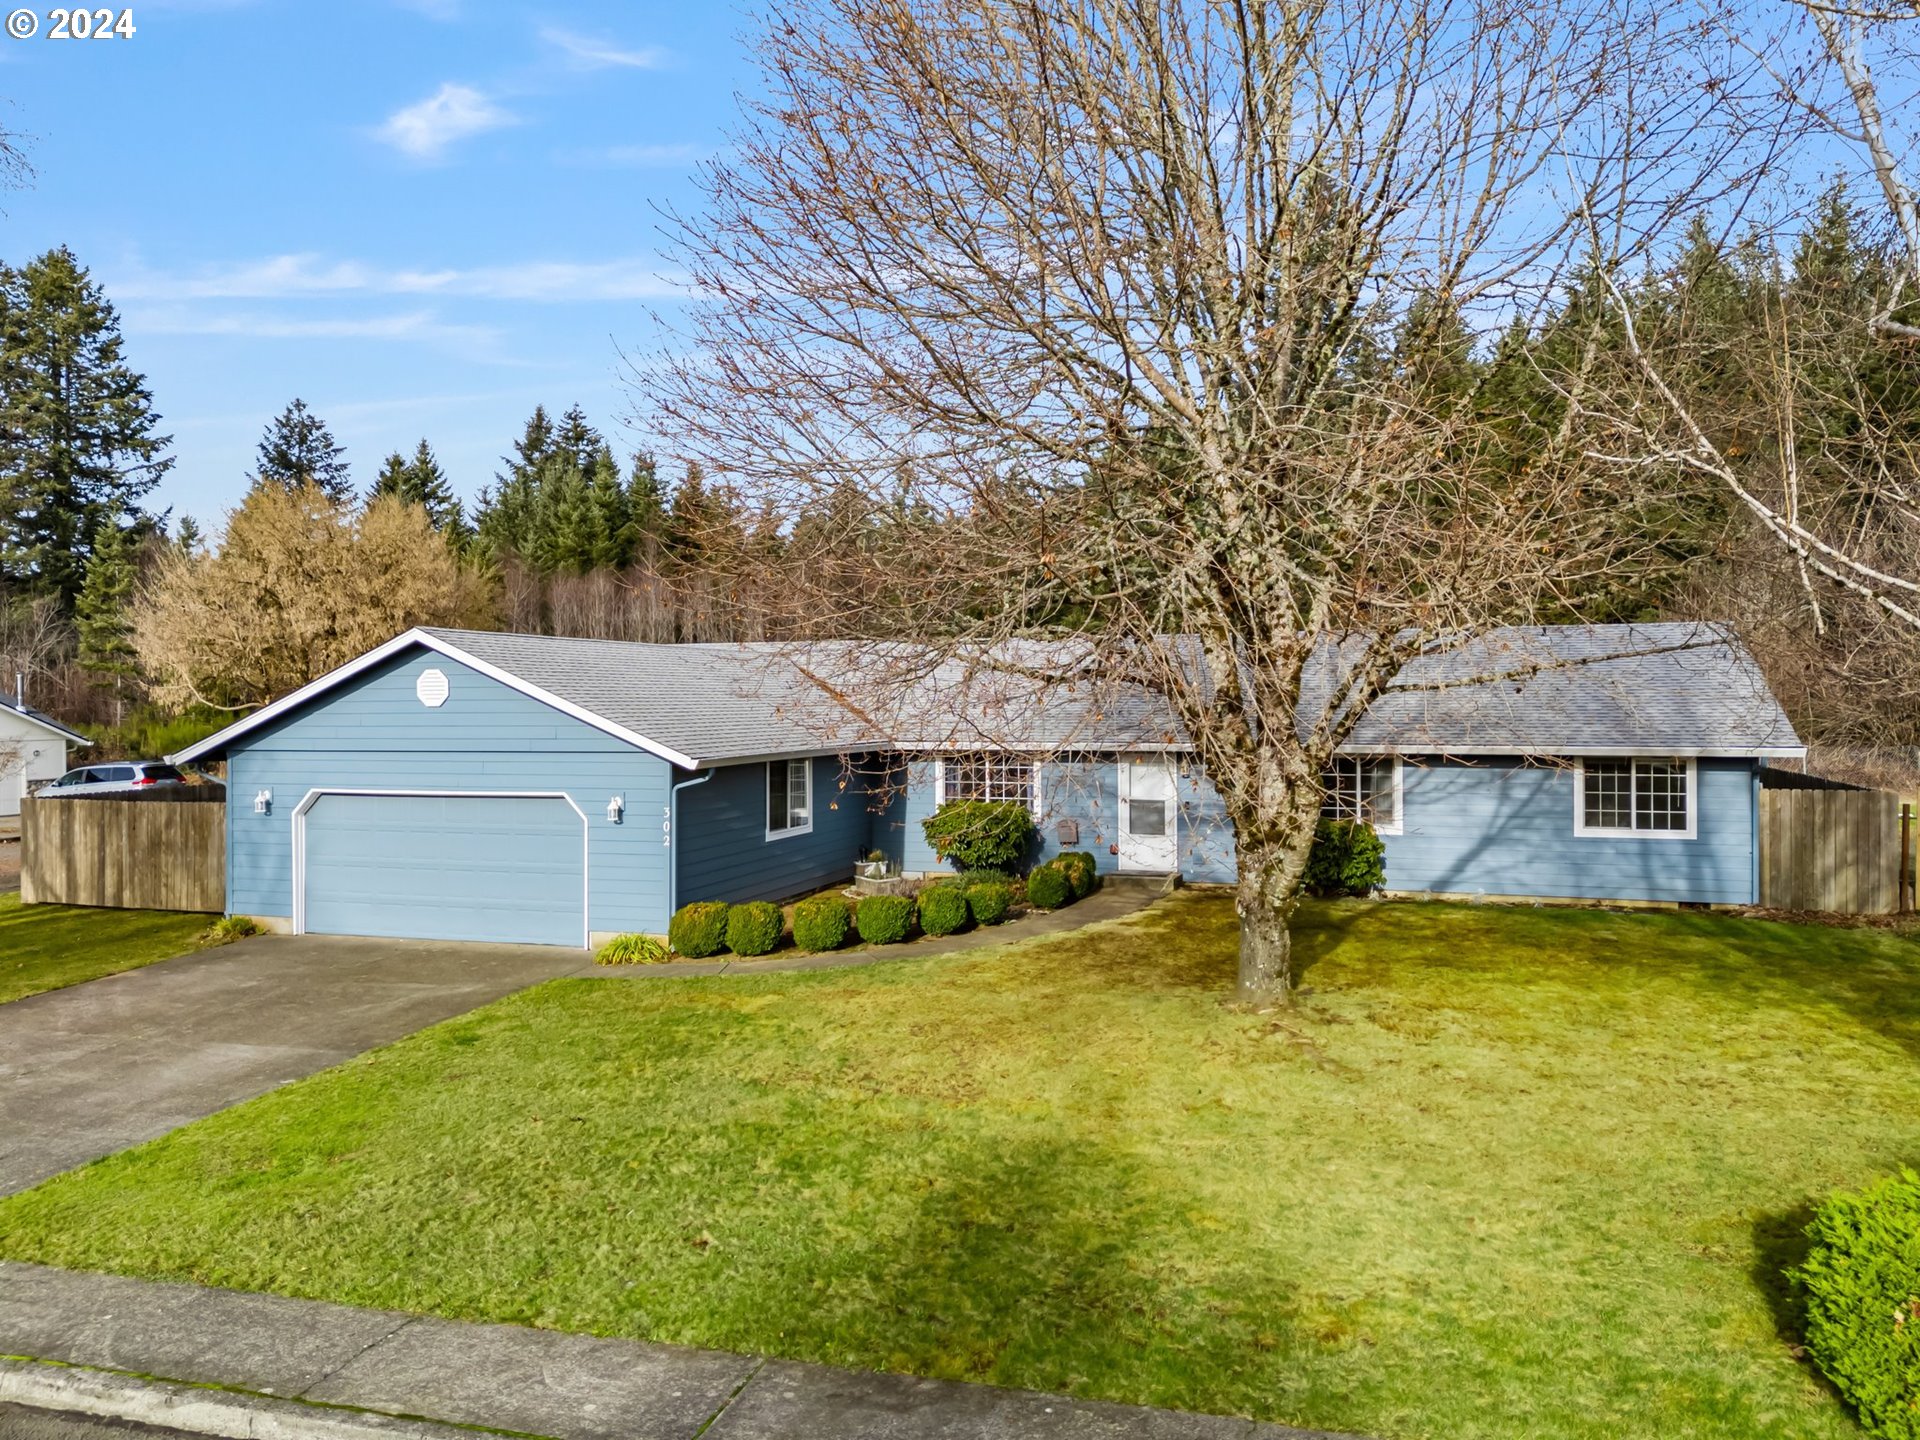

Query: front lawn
[
  {"left": 2, "top": 895, "right": 1915, "bottom": 1439},
  {"left": 0, "top": 892, "right": 212, "bottom": 1004}
]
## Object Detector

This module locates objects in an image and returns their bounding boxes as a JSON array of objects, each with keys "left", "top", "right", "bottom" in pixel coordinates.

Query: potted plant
[{"left": 858, "top": 850, "right": 891, "bottom": 880}]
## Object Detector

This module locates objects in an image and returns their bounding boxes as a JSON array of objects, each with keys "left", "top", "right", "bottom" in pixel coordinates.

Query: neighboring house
[
  {"left": 0, "top": 697, "right": 88, "bottom": 820},
  {"left": 173, "top": 622, "right": 1804, "bottom": 948}
]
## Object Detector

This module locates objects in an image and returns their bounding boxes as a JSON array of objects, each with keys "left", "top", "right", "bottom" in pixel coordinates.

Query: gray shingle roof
[
  {"left": 422, "top": 621, "right": 1799, "bottom": 765},
  {"left": 177, "top": 621, "right": 1802, "bottom": 769},
  {"left": 0, "top": 695, "right": 89, "bottom": 746}
]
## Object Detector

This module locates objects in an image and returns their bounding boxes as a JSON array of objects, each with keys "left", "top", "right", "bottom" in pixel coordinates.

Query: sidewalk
[{"left": 0, "top": 1261, "right": 1345, "bottom": 1440}]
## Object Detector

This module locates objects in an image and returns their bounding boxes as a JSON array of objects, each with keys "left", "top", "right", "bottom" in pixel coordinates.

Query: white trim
[
  {"left": 1116, "top": 754, "right": 1179, "bottom": 873},
  {"left": 765, "top": 758, "right": 815, "bottom": 841},
  {"left": 1321, "top": 755, "right": 1404, "bottom": 836},
  {"left": 0, "top": 702, "right": 90, "bottom": 747},
  {"left": 171, "top": 629, "right": 702, "bottom": 770},
  {"left": 930, "top": 754, "right": 1043, "bottom": 816},
  {"left": 291, "top": 787, "right": 591, "bottom": 950},
  {"left": 1572, "top": 757, "right": 1699, "bottom": 841}
]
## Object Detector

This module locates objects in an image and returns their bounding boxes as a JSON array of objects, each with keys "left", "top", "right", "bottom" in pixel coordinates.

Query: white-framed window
[
  {"left": 766, "top": 758, "right": 813, "bottom": 840},
  {"left": 1321, "top": 756, "right": 1402, "bottom": 836},
  {"left": 933, "top": 753, "right": 1040, "bottom": 813},
  {"left": 1573, "top": 757, "right": 1696, "bottom": 840}
]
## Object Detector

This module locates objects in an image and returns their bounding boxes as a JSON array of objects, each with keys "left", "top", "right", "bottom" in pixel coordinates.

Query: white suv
[{"left": 38, "top": 761, "right": 188, "bottom": 796}]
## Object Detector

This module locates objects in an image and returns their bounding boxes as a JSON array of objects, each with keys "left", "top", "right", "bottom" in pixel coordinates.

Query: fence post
[{"left": 1904, "top": 804, "right": 1915, "bottom": 913}]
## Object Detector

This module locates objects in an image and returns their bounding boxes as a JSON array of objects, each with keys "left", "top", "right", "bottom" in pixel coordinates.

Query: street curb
[{"left": 0, "top": 1357, "right": 524, "bottom": 1440}]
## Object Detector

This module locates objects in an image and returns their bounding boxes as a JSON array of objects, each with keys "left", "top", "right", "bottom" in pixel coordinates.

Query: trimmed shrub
[
  {"left": 668, "top": 900, "right": 731, "bottom": 958},
  {"left": 1794, "top": 1170, "right": 1920, "bottom": 1437},
  {"left": 792, "top": 895, "right": 851, "bottom": 952},
  {"left": 855, "top": 893, "right": 916, "bottom": 945},
  {"left": 966, "top": 879, "right": 1013, "bottom": 925},
  {"left": 920, "top": 799, "right": 1036, "bottom": 873},
  {"left": 1303, "top": 819, "right": 1386, "bottom": 897},
  {"left": 596, "top": 933, "right": 670, "bottom": 965},
  {"left": 1025, "top": 862, "right": 1072, "bottom": 910},
  {"left": 917, "top": 883, "right": 970, "bottom": 937},
  {"left": 1057, "top": 851, "right": 1098, "bottom": 898},
  {"left": 725, "top": 901, "right": 784, "bottom": 957}
]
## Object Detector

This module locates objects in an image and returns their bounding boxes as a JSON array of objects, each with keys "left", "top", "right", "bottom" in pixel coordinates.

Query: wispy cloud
[
  {"left": 112, "top": 253, "right": 687, "bottom": 303},
  {"left": 558, "top": 142, "right": 708, "bottom": 169},
  {"left": 376, "top": 83, "right": 515, "bottom": 161},
  {"left": 540, "top": 26, "right": 670, "bottom": 71},
  {"left": 122, "top": 306, "right": 503, "bottom": 351}
]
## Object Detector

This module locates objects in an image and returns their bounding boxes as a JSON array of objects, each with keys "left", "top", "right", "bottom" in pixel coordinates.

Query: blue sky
[{"left": 0, "top": 0, "right": 751, "bottom": 528}]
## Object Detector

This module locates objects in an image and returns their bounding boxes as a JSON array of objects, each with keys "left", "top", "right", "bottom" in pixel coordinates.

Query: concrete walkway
[
  {"left": 0, "top": 936, "right": 584, "bottom": 1197},
  {"left": 0, "top": 1262, "right": 1344, "bottom": 1440}
]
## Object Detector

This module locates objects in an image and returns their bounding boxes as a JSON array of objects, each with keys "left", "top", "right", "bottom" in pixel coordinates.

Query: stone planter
[{"left": 850, "top": 873, "right": 916, "bottom": 898}]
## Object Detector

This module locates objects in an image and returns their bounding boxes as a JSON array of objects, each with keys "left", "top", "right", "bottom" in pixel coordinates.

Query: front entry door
[{"left": 1118, "top": 756, "right": 1178, "bottom": 872}]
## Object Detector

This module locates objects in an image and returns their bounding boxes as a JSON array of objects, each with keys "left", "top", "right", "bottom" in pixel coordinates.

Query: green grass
[
  {"left": 2, "top": 895, "right": 1915, "bottom": 1439},
  {"left": 0, "top": 892, "right": 212, "bottom": 1004}
]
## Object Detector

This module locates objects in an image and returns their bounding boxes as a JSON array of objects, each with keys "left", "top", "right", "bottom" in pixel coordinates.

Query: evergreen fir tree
[
  {"left": 0, "top": 247, "right": 173, "bottom": 603},
  {"left": 587, "top": 444, "right": 634, "bottom": 571},
  {"left": 74, "top": 521, "right": 140, "bottom": 704},
  {"left": 554, "top": 404, "right": 604, "bottom": 478},
  {"left": 173, "top": 515, "right": 204, "bottom": 555},
  {"left": 369, "top": 451, "right": 413, "bottom": 504},
  {"left": 628, "top": 450, "right": 668, "bottom": 549},
  {"left": 250, "top": 399, "right": 351, "bottom": 500},
  {"left": 473, "top": 406, "right": 556, "bottom": 561},
  {"left": 528, "top": 458, "right": 596, "bottom": 574}
]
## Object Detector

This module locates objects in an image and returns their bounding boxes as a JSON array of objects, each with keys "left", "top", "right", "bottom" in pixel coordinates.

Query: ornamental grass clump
[
  {"left": 855, "top": 893, "right": 916, "bottom": 945},
  {"left": 791, "top": 895, "right": 851, "bottom": 952},
  {"left": 965, "top": 879, "right": 1012, "bottom": 925},
  {"left": 725, "top": 901, "right": 784, "bottom": 957},
  {"left": 1025, "top": 862, "right": 1072, "bottom": 910},
  {"left": 596, "top": 933, "right": 670, "bottom": 965},
  {"left": 668, "top": 901, "right": 731, "bottom": 958},
  {"left": 916, "top": 883, "right": 969, "bottom": 937},
  {"left": 1794, "top": 1169, "right": 1920, "bottom": 1438}
]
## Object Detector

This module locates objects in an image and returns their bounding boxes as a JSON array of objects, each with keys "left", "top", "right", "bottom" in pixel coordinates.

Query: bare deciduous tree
[
  {"left": 642, "top": 0, "right": 1745, "bottom": 1001},
  {"left": 132, "top": 485, "right": 496, "bottom": 713}
]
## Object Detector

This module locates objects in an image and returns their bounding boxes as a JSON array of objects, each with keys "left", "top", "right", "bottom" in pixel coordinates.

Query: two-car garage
[{"left": 296, "top": 792, "right": 589, "bottom": 949}]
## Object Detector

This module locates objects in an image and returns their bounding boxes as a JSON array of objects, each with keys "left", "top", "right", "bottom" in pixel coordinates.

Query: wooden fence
[
  {"left": 20, "top": 793, "right": 226, "bottom": 913},
  {"left": 1758, "top": 787, "right": 1912, "bottom": 915}
]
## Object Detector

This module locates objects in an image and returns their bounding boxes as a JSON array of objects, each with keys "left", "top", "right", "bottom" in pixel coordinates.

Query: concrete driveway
[{"left": 0, "top": 935, "right": 589, "bottom": 1197}]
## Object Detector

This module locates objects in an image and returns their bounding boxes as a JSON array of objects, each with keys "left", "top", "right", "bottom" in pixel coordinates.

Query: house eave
[{"left": 169, "top": 629, "right": 702, "bottom": 771}]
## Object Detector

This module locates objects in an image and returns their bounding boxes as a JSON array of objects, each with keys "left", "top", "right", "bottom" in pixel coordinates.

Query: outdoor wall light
[
  {"left": 254, "top": 789, "right": 272, "bottom": 815},
  {"left": 607, "top": 795, "right": 625, "bottom": 824}
]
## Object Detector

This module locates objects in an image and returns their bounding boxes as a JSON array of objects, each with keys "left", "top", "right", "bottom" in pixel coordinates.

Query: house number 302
[{"left": 47, "top": 8, "right": 137, "bottom": 38}]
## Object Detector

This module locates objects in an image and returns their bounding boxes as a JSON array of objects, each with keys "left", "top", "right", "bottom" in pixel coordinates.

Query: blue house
[{"left": 173, "top": 623, "right": 1804, "bottom": 947}]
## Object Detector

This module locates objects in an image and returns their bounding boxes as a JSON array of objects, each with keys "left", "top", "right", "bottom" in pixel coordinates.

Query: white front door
[{"left": 1118, "top": 756, "right": 1178, "bottom": 872}]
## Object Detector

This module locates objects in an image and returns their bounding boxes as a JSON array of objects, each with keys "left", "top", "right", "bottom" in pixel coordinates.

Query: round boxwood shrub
[
  {"left": 1794, "top": 1169, "right": 1920, "bottom": 1437},
  {"left": 725, "top": 900, "right": 784, "bottom": 957},
  {"left": 855, "top": 893, "right": 916, "bottom": 945},
  {"left": 791, "top": 895, "right": 851, "bottom": 952},
  {"left": 966, "top": 879, "right": 1012, "bottom": 925},
  {"left": 917, "top": 883, "right": 969, "bottom": 937},
  {"left": 1304, "top": 819, "right": 1386, "bottom": 897},
  {"left": 1057, "top": 851, "right": 1098, "bottom": 898},
  {"left": 668, "top": 900, "right": 730, "bottom": 958},
  {"left": 1025, "top": 862, "right": 1072, "bottom": 910},
  {"left": 920, "top": 799, "right": 1036, "bottom": 873}
]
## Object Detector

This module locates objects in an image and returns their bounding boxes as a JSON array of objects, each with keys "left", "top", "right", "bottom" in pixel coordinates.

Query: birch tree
[{"left": 642, "top": 0, "right": 1744, "bottom": 1003}]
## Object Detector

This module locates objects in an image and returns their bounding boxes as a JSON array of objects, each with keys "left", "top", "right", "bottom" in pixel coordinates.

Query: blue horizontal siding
[
  {"left": 675, "top": 755, "right": 876, "bottom": 907},
  {"left": 226, "top": 648, "right": 673, "bottom": 935},
  {"left": 884, "top": 752, "right": 1759, "bottom": 904}
]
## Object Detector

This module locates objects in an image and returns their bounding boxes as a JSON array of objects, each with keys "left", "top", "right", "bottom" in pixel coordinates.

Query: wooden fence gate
[
  {"left": 20, "top": 793, "right": 226, "bottom": 913},
  {"left": 1758, "top": 787, "right": 1911, "bottom": 915}
]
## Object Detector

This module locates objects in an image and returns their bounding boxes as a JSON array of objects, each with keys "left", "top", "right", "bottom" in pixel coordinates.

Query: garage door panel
[{"left": 303, "top": 793, "right": 585, "bottom": 947}]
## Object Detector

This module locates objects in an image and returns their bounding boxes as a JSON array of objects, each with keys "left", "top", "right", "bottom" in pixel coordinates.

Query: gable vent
[{"left": 416, "top": 668, "right": 450, "bottom": 708}]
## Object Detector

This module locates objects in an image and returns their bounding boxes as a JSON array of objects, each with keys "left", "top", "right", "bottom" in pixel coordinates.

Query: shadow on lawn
[{"left": 866, "top": 1125, "right": 1294, "bottom": 1399}]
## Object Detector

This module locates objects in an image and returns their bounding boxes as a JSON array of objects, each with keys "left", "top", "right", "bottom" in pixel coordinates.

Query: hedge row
[{"left": 662, "top": 869, "right": 1043, "bottom": 958}]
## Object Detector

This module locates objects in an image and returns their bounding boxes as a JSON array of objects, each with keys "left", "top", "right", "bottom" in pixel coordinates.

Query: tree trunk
[{"left": 1235, "top": 840, "right": 1309, "bottom": 1007}]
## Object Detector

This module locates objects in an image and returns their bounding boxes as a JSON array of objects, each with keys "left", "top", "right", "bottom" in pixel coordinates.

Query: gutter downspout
[{"left": 666, "top": 768, "right": 713, "bottom": 926}]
